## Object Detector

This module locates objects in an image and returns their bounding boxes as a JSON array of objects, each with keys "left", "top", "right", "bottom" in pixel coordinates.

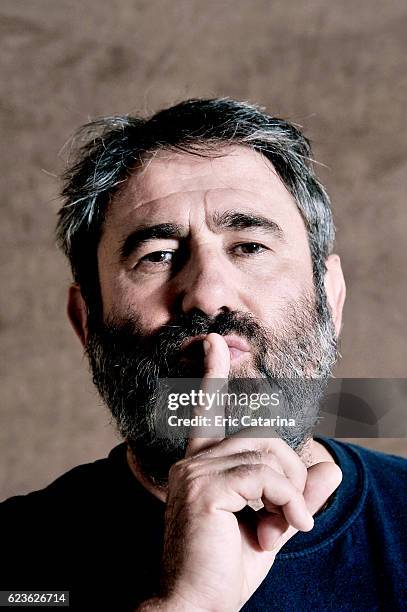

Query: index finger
[{"left": 185, "top": 333, "right": 230, "bottom": 457}]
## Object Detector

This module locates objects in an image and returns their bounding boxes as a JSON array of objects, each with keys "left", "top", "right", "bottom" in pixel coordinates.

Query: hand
[{"left": 156, "top": 333, "right": 342, "bottom": 612}]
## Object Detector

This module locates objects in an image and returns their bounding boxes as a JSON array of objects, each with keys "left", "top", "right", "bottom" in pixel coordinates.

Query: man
[{"left": 1, "top": 98, "right": 406, "bottom": 611}]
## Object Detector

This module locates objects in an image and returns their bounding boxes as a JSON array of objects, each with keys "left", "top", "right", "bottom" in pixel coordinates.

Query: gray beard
[{"left": 85, "top": 289, "right": 338, "bottom": 487}]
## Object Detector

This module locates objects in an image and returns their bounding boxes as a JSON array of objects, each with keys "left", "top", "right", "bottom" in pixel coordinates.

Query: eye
[
  {"left": 233, "top": 242, "right": 268, "bottom": 255},
  {"left": 138, "top": 250, "right": 174, "bottom": 267}
]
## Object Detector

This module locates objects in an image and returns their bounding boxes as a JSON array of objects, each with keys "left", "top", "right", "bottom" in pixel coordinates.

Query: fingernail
[{"left": 203, "top": 340, "right": 210, "bottom": 355}]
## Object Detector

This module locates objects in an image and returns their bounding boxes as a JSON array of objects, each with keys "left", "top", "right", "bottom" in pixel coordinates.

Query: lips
[
  {"left": 221, "top": 335, "right": 251, "bottom": 353},
  {"left": 180, "top": 334, "right": 251, "bottom": 362}
]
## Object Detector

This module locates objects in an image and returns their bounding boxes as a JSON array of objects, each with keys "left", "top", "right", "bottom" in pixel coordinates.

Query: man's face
[
  {"left": 85, "top": 146, "right": 338, "bottom": 485},
  {"left": 98, "top": 145, "right": 314, "bottom": 343}
]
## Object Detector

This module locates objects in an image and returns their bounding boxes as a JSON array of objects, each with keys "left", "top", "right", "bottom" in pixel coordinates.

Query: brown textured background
[{"left": 1, "top": 0, "right": 406, "bottom": 502}]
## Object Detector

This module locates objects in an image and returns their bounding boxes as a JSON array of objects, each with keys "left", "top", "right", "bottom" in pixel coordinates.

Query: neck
[{"left": 126, "top": 447, "right": 167, "bottom": 502}]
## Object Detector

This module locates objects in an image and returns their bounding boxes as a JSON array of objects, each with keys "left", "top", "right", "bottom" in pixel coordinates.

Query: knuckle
[
  {"left": 228, "top": 462, "right": 266, "bottom": 477},
  {"left": 238, "top": 449, "right": 265, "bottom": 464},
  {"left": 264, "top": 453, "right": 285, "bottom": 475},
  {"left": 239, "top": 449, "right": 285, "bottom": 477},
  {"left": 184, "top": 473, "right": 208, "bottom": 502},
  {"left": 178, "top": 461, "right": 198, "bottom": 480},
  {"left": 168, "top": 458, "right": 191, "bottom": 482},
  {"left": 254, "top": 461, "right": 270, "bottom": 474},
  {"left": 167, "top": 462, "right": 209, "bottom": 504},
  {"left": 169, "top": 459, "right": 205, "bottom": 487},
  {"left": 167, "top": 460, "right": 182, "bottom": 481}
]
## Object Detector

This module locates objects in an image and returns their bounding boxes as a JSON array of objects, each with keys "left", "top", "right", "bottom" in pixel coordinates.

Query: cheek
[
  {"left": 242, "top": 257, "right": 314, "bottom": 318},
  {"left": 100, "top": 271, "right": 172, "bottom": 331}
]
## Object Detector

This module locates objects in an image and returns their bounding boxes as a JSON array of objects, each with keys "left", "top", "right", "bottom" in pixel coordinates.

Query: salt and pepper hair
[{"left": 56, "top": 98, "right": 335, "bottom": 315}]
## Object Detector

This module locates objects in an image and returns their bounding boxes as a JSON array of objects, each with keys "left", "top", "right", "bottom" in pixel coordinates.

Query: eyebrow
[
  {"left": 118, "top": 223, "right": 186, "bottom": 262},
  {"left": 210, "top": 210, "right": 283, "bottom": 237},
  {"left": 118, "top": 210, "right": 284, "bottom": 262}
]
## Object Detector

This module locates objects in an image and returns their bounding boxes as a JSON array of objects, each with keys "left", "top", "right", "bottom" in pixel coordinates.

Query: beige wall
[{"left": 1, "top": 0, "right": 406, "bottom": 501}]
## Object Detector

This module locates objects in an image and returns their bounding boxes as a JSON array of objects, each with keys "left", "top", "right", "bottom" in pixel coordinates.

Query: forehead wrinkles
[
  {"left": 104, "top": 147, "right": 301, "bottom": 240},
  {"left": 110, "top": 180, "right": 274, "bottom": 234},
  {"left": 125, "top": 146, "right": 277, "bottom": 203}
]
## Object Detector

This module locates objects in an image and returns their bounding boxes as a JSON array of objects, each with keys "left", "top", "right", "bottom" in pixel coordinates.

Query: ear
[
  {"left": 67, "top": 283, "right": 89, "bottom": 348},
  {"left": 324, "top": 254, "right": 346, "bottom": 337}
]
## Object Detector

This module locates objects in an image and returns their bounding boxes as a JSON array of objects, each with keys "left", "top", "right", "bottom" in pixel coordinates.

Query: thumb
[
  {"left": 303, "top": 461, "right": 343, "bottom": 515},
  {"left": 261, "top": 461, "right": 342, "bottom": 551}
]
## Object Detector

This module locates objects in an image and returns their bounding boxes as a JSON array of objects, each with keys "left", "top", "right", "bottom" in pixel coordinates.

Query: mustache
[{"left": 91, "top": 309, "right": 267, "bottom": 358}]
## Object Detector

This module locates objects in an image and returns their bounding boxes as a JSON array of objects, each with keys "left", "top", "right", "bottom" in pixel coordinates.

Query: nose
[{"left": 174, "top": 249, "right": 239, "bottom": 317}]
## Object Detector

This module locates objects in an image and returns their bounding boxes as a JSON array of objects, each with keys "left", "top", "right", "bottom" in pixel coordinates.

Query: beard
[{"left": 85, "top": 287, "right": 338, "bottom": 487}]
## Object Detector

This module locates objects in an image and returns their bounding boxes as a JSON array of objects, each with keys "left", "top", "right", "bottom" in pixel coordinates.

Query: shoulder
[
  {"left": 0, "top": 443, "right": 127, "bottom": 517},
  {"left": 334, "top": 440, "right": 407, "bottom": 514},
  {"left": 343, "top": 441, "right": 407, "bottom": 478}
]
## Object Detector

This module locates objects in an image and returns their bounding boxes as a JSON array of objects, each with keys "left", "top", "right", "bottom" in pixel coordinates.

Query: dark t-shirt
[{"left": 1, "top": 438, "right": 406, "bottom": 611}]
